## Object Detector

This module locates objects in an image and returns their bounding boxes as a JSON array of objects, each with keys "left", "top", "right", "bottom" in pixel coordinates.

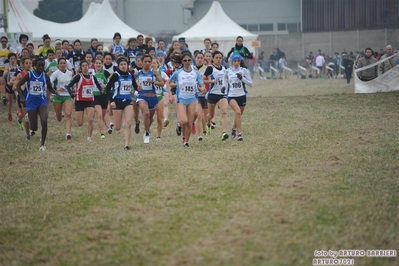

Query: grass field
[{"left": 1, "top": 76, "right": 398, "bottom": 265}]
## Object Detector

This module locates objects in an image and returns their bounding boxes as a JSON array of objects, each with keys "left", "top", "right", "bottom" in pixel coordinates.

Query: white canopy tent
[
  {"left": 173, "top": 1, "right": 258, "bottom": 55},
  {"left": 7, "top": 0, "right": 145, "bottom": 44}
]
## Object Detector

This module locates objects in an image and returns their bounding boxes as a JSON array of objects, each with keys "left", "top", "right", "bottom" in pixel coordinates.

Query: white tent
[
  {"left": 7, "top": 0, "right": 145, "bottom": 44},
  {"left": 173, "top": 1, "right": 258, "bottom": 55}
]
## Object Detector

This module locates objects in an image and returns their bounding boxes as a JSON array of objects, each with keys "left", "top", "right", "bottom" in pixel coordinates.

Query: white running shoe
[
  {"left": 87, "top": 137, "right": 92, "bottom": 142},
  {"left": 143, "top": 133, "right": 150, "bottom": 144},
  {"left": 39, "top": 145, "right": 46, "bottom": 151}
]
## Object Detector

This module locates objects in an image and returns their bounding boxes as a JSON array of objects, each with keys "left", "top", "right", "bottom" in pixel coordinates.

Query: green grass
[{"left": 1, "top": 77, "right": 398, "bottom": 265}]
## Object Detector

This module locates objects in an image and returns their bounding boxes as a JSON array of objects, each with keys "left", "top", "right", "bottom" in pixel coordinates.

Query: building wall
[
  {"left": 193, "top": 0, "right": 300, "bottom": 25},
  {"left": 302, "top": 0, "right": 399, "bottom": 32}
]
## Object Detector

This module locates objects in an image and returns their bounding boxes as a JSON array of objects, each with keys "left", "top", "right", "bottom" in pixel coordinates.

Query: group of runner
[{"left": 0, "top": 33, "right": 253, "bottom": 151}]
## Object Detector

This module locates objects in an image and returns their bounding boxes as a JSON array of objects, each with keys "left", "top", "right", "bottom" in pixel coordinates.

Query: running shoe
[
  {"left": 124, "top": 145, "right": 131, "bottom": 150},
  {"left": 17, "top": 120, "right": 24, "bottom": 130},
  {"left": 135, "top": 121, "right": 140, "bottom": 134},
  {"left": 110, "top": 123, "right": 114, "bottom": 129},
  {"left": 143, "top": 132, "right": 150, "bottom": 144},
  {"left": 30, "top": 130, "right": 35, "bottom": 136},
  {"left": 26, "top": 135, "right": 31, "bottom": 141},
  {"left": 163, "top": 119, "right": 169, "bottom": 128},
  {"left": 2, "top": 97, "right": 7, "bottom": 105},
  {"left": 206, "top": 125, "right": 212, "bottom": 135},
  {"left": 101, "top": 134, "right": 105, "bottom": 139},
  {"left": 66, "top": 133, "right": 72, "bottom": 140},
  {"left": 211, "top": 121, "right": 216, "bottom": 129},
  {"left": 156, "top": 137, "right": 161, "bottom": 141},
  {"left": 231, "top": 128, "right": 237, "bottom": 139},
  {"left": 183, "top": 142, "right": 189, "bottom": 147},
  {"left": 108, "top": 127, "right": 113, "bottom": 134},
  {"left": 221, "top": 132, "right": 229, "bottom": 141},
  {"left": 176, "top": 123, "right": 182, "bottom": 136},
  {"left": 198, "top": 136, "right": 203, "bottom": 141},
  {"left": 237, "top": 133, "right": 243, "bottom": 141},
  {"left": 39, "top": 145, "right": 46, "bottom": 152},
  {"left": 191, "top": 123, "right": 196, "bottom": 135},
  {"left": 87, "top": 137, "right": 92, "bottom": 142},
  {"left": 7, "top": 113, "right": 12, "bottom": 121}
]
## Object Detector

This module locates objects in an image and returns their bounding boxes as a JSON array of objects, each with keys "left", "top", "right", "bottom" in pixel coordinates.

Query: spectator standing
[
  {"left": 343, "top": 55, "right": 354, "bottom": 84},
  {"left": 306, "top": 51, "right": 314, "bottom": 77},
  {"left": 378, "top": 45, "right": 399, "bottom": 76},
  {"left": 356, "top": 48, "right": 377, "bottom": 81},
  {"left": 269, "top": 49, "right": 278, "bottom": 78},
  {"left": 333, "top": 52, "right": 340, "bottom": 78},
  {"left": 315, "top": 53, "right": 325, "bottom": 78},
  {"left": 257, "top": 51, "right": 265, "bottom": 78},
  {"left": 247, "top": 53, "right": 256, "bottom": 78}
]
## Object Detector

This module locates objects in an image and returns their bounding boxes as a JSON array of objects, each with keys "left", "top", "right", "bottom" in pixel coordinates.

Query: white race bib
[
  {"left": 155, "top": 85, "right": 164, "bottom": 96},
  {"left": 215, "top": 73, "right": 225, "bottom": 87},
  {"left": 231, "top": 81, "right": 242, "bottom": 89},
  {"left": 30, "top": 81, "right": 43, "bottom": 95},
  {"left": 180, "top": 81, "right": 196, "bottom": 96},
  {"left": 120, "top": 81, "right": 132, "bottom": 95},
  {"left": 82, "top": 85, "right": 94, "bottom": 98},
  {"left": 138, "top": 76, "right": 153, "bottom": 91}
]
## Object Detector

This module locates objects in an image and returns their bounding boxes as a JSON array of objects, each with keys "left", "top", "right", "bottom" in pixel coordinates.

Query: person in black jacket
[
  {"left": 343, "top": 55, "right": 354, "bottom": 84},
  {"left": 226, "top": 36, "right": 253, "bottom": 63},
  {"left": 67, "top": 39, "right": 86, "bottom": 74}
]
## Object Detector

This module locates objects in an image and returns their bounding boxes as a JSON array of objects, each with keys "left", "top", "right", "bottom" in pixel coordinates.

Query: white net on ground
[{"left": 355, "top": 53, "right": 399, "bottom": 93}]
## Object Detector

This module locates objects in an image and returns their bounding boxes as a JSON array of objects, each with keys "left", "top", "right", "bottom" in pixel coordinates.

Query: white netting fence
[{"left": 355, "top": 53, "right": 399, "bottom": 94}]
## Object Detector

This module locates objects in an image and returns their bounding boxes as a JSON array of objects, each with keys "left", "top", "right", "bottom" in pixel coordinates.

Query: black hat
[
  {"left": 178, "top": 37, "right": 186, "bottom": 43},
  {"left": 117, "top": 57, "right": 128, "bottom": 65},
  {"left": 146, "top": 47, "right": 155, "bottom": 53}
]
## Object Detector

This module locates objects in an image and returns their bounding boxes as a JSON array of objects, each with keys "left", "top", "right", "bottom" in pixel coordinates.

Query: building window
[
  {"left": 277, "top": 23, "right": 286, "bottom": 31},
  {"left": 287, "top": 23, "right": 298, "bottom": 32},
  {"left": 260, "top": 24, "right": 273, "bottom": 31},
  {"left": 247, "top": 24, "right": 258, "bottom": 31}
]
